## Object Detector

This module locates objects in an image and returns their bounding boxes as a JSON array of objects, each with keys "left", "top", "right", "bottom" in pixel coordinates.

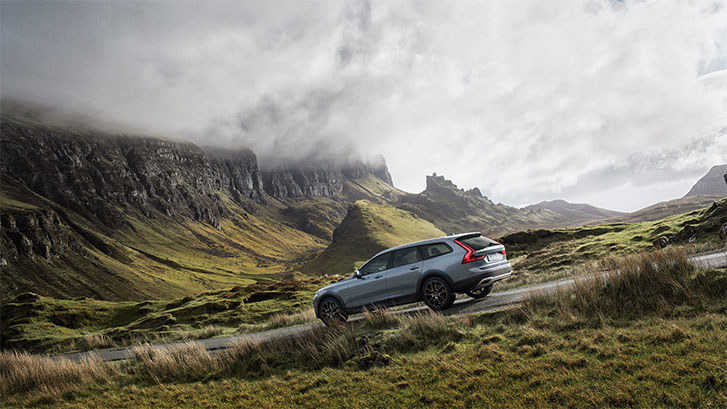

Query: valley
[{"left": 1, "top": 110, "right": 725, "bottom": 358}]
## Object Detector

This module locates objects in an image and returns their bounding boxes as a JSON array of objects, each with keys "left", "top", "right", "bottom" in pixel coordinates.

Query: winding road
[{"left": 57, "top": 250, "right": 726, "bottom": 363}]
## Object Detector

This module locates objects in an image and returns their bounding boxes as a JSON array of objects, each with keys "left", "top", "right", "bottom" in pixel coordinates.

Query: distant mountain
[
  {"left": 523, "top": 200, "right": 624, "bottom": 224},
  {"left": 607, "top": 195, "right": 725, "bottom": 223},
  {"left": 394, "top": 173, "right": 579, "bottom": 237},
  {"left": 685, "top": 165, "right": 727, "bottom": 197}
]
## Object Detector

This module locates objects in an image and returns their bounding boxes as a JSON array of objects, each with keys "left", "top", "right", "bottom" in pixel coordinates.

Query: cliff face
[
  {"left": 1, "top": 121, "right": 394, "bottom": 230},
  {"left": 261, "top": 160, "right": 393, "bottom": 199},
  {"left": 0, "top": 121, "right": 269, "bottom": 229}
]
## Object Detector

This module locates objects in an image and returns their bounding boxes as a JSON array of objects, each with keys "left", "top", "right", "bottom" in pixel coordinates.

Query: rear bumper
[
  {"left": 473, "top": 268, "right": 512, "bottom": 290},
  {"left": 452, "top": 262, "right": 512, "bottom": 292}
]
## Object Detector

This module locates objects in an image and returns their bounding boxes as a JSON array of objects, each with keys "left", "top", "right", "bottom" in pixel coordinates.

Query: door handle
[
  {"left": 409, "top": 266, "right": 419, "bottom": 270},
  {"left": 374, "top": 275, "right": 383, "bottom": 279}
]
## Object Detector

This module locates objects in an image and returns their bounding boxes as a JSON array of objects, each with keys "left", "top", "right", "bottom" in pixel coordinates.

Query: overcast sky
[{"left": 2, "top": 0, "right": 727, "bottom": 212}]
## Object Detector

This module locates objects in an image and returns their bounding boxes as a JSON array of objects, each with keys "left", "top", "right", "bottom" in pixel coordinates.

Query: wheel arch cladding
[{"left": 417, "top": 271, "right": 454, "bottom": 297}]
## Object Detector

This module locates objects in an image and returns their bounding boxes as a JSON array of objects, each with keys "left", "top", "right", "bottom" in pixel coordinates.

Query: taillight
[
  {"left": 454, "top": 240, "right": 485, "bottom": 264},
  {"left": 500, "top": 249, "right": 506, "bottom": 255}
]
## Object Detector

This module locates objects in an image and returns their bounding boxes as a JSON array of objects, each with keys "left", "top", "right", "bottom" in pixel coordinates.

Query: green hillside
[
  {"left": 0, "top": 174, "right": 331, "bottom": 301},
  {"left": 500, "top": 198, "right": 727, "bottom": 288},
  {"left": 303, "top": 200, "right": 445, "bottom": 276}
]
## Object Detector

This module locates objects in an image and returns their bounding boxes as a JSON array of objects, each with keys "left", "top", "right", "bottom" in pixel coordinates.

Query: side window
[
  {"left": 392, "top": 247, "right": 422, "bottom": 268},
  {"left": 360, "top": 253, "right": 391, "bottom": 275},
  {"left": 419, "top": 243, "right": 453, "bottom": 260}
]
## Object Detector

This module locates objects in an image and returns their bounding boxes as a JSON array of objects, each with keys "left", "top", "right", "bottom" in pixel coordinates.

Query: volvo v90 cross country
[{"left": 313, "top": 232, "right": 512, "bottom": 325}]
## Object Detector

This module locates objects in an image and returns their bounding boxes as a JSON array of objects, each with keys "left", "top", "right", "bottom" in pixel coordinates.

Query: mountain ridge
[{"left": 684, "top": 164, "right": 727, "bottom": 197}]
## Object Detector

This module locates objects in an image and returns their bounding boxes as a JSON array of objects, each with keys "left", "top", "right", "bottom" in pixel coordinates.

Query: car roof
[{"left": 371, "top": 232, "right": 480, "bottom": 257}]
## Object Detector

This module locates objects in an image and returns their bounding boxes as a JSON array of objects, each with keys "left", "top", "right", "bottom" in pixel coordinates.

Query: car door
[
  {"left": 346, "top": 252, "right": 392, "bottom": 309},
  {"left": 385, "top": 246, "right": 423, "bottom": 303}
]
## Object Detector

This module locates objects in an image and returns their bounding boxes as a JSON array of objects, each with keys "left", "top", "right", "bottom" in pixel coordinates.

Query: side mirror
[{"left": 354, "top": 269, "right": 362, "bottom": 279}]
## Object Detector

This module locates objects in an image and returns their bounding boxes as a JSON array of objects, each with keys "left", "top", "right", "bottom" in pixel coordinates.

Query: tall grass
[
  {"left": 82, "top": 333, "right": 115, "bottom": 349},
  {"left": 126, "top": 342, "right": 217, "bottom": 383},
  {"left": 267, "top": 309, "right": 316, "bottom": 329},
  {"left": 0, "top": 351, "right": 110, "bottom": 395},
  {"left": 523, "top": 247, "right": 727, "bottom": 322}
]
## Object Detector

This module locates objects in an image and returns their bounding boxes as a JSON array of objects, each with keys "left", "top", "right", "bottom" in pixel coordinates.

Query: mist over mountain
[{"left": 3, "top": 1, "right": 727, "bottom": 211}]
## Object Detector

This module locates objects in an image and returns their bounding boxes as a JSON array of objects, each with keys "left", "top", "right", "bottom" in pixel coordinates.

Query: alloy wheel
[
  {"left": 424, "top": 280, "right": 448, "bottom": 308},
  {"left": 320, "top": 299, "right": 345, "bottom": 324}
]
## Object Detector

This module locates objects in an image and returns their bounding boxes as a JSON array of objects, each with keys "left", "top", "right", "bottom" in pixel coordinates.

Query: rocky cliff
[
  {"left": 261, "top": 158, "right": 393, "bottom": 199},
  {"left": 0, "top": 119, "right": 394, "bottom": 229},
  {"left": 0, "top": 121, "right": 266, "bottom": 229}
]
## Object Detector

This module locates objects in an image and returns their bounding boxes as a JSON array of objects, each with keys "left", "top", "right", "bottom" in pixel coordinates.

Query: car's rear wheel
[
  {"left": 318, "top": 297, "right": 348, "bottom": 326},
  {"left": 466, "top": 284, "right": 492, "bottom": 299},
  {"left": 422, "top": 277, "right": 455, "bottom": 311}
]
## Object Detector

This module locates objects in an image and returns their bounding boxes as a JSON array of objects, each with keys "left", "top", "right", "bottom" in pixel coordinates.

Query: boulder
[{"left": 653, "top": 236, "right": 670, "bottom": 249}]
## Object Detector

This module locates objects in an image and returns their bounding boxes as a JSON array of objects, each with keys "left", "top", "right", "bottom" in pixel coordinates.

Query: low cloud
[{"left": 2, "top": 0, "right": 726, "bottom": 211}]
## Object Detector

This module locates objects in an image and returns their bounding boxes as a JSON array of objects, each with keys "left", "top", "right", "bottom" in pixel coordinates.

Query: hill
[
  {"left": 523, "top": 199, "right": 624, "bottom": 224},
  {"left": 684, "top": 164, "right": 727, "bottom": 197},
  {"left": 607, "top": 194, "right": 724, "bottom": 223},
  {"left": 394, "top": 174, "right": 578, "bottom": 237},
  {"left": 302, "top": 200, "right": 444, "bottom": 275},
  {"left": 498, "top": 198, "right": 727, "bottom": 288}
]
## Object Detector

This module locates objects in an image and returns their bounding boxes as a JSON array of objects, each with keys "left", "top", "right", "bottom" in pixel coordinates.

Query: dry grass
[
  {"left": 0, "top": 350, "right": 110, "bottom": 395},
  {"left": 267, "top": 309, "right": 316, "bottom": 329},
  {"left": 83, "top": 333, "right": 115, "bottom": 349},
  {"left": 126, "top": 342, "right": 217, "bottom": 383},
  {"left": 362, "top": 305, "right": 400, "bottom": 329},
  {"left": 172, "top": 325, "right": 225, "bottom": 341},
  {"left": 522, "top": 246, "right": 727, "bottom": 322}
]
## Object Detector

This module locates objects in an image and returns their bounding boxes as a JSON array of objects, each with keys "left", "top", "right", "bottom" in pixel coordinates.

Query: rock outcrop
[
  {"left": 261, "top": 159, "right": 393, "bottom": 199},
  {"left": 0, "top": 208, "right": 81, "bottom": 260}
]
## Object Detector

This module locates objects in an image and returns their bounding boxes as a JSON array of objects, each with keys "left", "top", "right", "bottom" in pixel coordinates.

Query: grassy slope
[
  {"left": 1, "top": 274, "right": 340, "bottom": 354},
  {"left": 0, "top": 174, "right": 334, "bottom": 301},
  {"left": 302, "top": 200, "right": 445, "bottom": 275},
  {"left": 498, "top": 198, "right": 727, "bottom": 289},
  {"left": 605, "top": 194, "right": 724, "bottom": 223},
  {"left": 5, "top": 249, "right": 726, "bottom": 408}
]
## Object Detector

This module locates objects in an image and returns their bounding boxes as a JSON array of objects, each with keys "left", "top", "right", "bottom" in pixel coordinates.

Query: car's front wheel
[
  {"left": 422, "top": 277, "right": 455, "bottom": 311},
  {"left": 466, "top": 285, "right": 492, "bottom": 299},
  {"left": 318, "top": 297, "right": 348, "bottom": 326}
]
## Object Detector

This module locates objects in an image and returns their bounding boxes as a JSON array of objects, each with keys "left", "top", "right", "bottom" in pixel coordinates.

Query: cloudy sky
[{"left": 2, "top": 0, "right": 727, "bottom": 212}]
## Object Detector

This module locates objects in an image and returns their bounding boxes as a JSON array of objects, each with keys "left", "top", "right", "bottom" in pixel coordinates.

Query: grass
[
  {"left": 3, "top": 248, "right": 726, "bottom": 407},
  {"left": 498, "top": 198, "right": 727, "bottom": 290},
  {"left": 0, "top": 274, "right": 338, "bottom": 354},
  {"left": 303, "top": 200, "right": 445, "bottom": 275},
  {"left": 0, "top": 172, "right": 332, "bottom": 302}
]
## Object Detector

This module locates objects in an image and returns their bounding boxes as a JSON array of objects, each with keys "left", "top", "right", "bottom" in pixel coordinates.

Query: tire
[
  {"left": 421, "top": 277, "right": 455, "bottom": 311},
  {"left": 318, "top": 297, "right": 348, "bottom": 326},
  {"left": 466, "top": 285, "right": 492, "bottom": 299}
]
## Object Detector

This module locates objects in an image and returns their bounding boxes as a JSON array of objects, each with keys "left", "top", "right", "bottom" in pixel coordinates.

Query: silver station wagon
[{"left": 313, "top": 232, "right": 512, "bottom": 325}]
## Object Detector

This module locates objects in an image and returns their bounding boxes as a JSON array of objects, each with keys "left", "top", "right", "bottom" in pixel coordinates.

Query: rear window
[
  {"left": 458, "top": 235, "right": 497, "bottom": 250},
  {"left": 419, "top": 243, "right": 452, "bottom": 259}
]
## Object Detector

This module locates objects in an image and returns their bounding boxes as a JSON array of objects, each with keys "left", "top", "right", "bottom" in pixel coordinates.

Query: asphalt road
[{"left": 57, "top": 250, "right": 726, "bottom": 363}]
